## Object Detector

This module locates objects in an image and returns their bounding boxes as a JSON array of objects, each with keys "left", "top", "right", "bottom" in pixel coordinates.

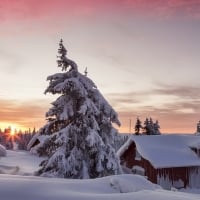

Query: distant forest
[{"left": 0, "top": 127, "right": 36, "bottom": 150}]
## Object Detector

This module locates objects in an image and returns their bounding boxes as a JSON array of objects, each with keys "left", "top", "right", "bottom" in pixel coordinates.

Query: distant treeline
[{"left": 0, "top": 127, "right": 37, "bottom": 150}]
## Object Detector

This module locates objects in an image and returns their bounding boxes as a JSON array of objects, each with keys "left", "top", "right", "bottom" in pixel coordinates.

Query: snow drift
[
  {"left": 0, "top": 150, "right": 199, "bottom": 200},
  {"left": 0, "top": 174, "right": 199, "bottom": 200}
]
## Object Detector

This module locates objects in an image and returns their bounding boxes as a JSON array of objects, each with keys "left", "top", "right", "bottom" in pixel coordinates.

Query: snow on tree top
[
  {"left": 44, "top": 70, "right": 120, "bottom": 126},
  {"left": 117, "top": 134, "right": 200, "bottom": 169},
  {"left": 57, "top": 39, "right": 78, "bottom": 71}
]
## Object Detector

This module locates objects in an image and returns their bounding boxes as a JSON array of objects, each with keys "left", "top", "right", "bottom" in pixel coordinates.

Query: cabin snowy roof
[
  {"left": 117, "top": 134, "right": 200, "bottom": 169},
  {"left": 27, "top": 133, "right": 49, "bottom": 150}
]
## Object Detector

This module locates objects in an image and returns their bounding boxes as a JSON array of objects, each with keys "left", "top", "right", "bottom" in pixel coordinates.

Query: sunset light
[
  {"left": 0, "top": 1, "right": 200, "bottom": 199},
  {"left": 0, "top": 122, "right": 22, "bottom": 134},
  {"left": 10, "top": 126, "right": 18, "bottom": 136},
  {"left": 0, "top": 0, "right": 200, "bottom": 134}
]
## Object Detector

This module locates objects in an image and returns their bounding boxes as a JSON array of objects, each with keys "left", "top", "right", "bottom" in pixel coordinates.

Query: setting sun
[{"left": 10, "top": 128, "right": 16, "bottom": 136}]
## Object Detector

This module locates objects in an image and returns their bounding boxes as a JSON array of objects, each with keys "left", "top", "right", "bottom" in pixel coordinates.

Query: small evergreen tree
[
  {"left": 153, "top": 120, "right": 161, "bottom": 135},
  {"left": 149, "top": 117, "right": 154, "bottom": 135},
  {"left": 143, "top": 118, "right": 161, "bottom": 135},
  {"left": 196, "top": 121, "right": 200, "bottom": 134},
  {"left": 134, "top": 117, "right": 142, "bottom": 135},
  {"left": 36, "top": 40, "right": 121, "bottom": 178},
  {"left": 143, "top": 118, "right": 150, "bottom": 135}
]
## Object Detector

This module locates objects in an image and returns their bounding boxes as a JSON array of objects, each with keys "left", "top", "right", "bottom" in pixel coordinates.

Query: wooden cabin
[
  {"left": 27, "top": 133, "right": 48, "bottom": 154},
  {"left": 117, "top": 135, "right": 200, "bottom": 189}
]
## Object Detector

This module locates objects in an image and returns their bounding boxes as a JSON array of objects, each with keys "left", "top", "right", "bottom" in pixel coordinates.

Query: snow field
[
  {"left": 0, "top": 173, "right": 199, "bottom": 200},
  {"left": 0, "top": 150, "right": 200, "bottom": 200}
]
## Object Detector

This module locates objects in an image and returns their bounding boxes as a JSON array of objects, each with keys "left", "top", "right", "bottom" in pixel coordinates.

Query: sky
[{"left": 0, "top": 0, "right": 200, "bottom": 133}]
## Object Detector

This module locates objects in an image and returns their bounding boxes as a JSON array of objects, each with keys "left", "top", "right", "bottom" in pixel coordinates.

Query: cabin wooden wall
[
  {"left": 157, "top": 167, "right": 190, "bottom": 188},
  {"left": 120, "top": 142, "right": 157, "bottom": 184}
]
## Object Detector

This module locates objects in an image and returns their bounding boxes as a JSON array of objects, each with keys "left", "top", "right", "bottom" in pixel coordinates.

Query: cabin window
[{"left": 135, "top": 149, "right": 141, "bottom": 160}]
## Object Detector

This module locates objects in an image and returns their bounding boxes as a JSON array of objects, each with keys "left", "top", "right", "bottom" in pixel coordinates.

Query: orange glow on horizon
[
  {"left": 117, "top": 125, "right": 196, "bottom": 134},
  {"left": 0, "top": 122, "right": 25, "bottom": 133},
  {"left": 0, "top": 120, "right": 197, "bottom": 135},
  {"left": 10, "top": 130, "right": 15, "bottom": 136}
]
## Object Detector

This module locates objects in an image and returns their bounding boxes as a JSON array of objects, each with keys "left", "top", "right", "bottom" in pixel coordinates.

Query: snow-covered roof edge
[
  {"left": 117, "top": 134, "right": 200, "bottom": 169},
  {"left": 117, "top": 136, "right": 133, "bottom": 158},
  {"left": 27, "top": 133, "right": 39, "bottom": 150}
]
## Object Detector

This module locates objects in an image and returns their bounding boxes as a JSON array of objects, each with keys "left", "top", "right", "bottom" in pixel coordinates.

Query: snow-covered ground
[
  {"left": 0, "top": 150, "right": 200, "bottom": 200},
  {"left": 0, "top": 150, "right": 43, "bottom": 175}
]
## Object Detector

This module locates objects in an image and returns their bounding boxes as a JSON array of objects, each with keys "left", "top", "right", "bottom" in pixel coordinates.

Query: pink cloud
[
  {"left": 0, "top": 99, "right": 48, "bottom": 130},
  {"left": 123, "top": 0, "right": 200, "bottom": 19},
  {"left": 0, "top": 0, "right": 199, "bottom": 22},
  {"left": 0, "top": 0, "right": 117, "bottom": 22}
]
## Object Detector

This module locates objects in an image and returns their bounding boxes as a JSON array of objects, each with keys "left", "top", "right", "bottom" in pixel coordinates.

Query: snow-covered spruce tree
[
  {"left": 142, "top": 118, "right": 161, "bottom": 135},
  {"left": 153, "top": 120, "right": 161, "bottom": 135},
  {"left": 36, "top": 39, "right": 122, "bottom": 178},
  {"left": 134, "top": 117, "right": 142, "bottom": 135}
]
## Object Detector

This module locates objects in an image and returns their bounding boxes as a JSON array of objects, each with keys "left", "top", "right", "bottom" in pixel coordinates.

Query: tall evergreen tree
[{"left": 36, "top": 40, "right": 121, "bottom": 178}]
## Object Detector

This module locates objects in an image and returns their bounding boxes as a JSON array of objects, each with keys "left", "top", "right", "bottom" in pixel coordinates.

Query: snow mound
[
  {"left": 0, "top": 150, "right": 199, "bottom": 200},
  {"left": 110, "top": 174, "right": 161, "bottom": 193},
  {"left": 0, "top": 174, "right": 199, "bottom": 200},
  {"left": 0, "top": 144, "right": 6, "bottom": 157}
]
